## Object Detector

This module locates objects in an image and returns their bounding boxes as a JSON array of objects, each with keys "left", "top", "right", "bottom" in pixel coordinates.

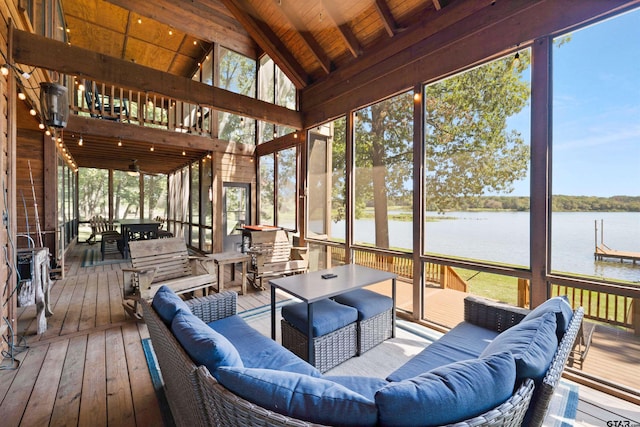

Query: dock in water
[
  {"left": 594, "top": 245, "right": 640, "bottom": 264},
  {"left": 593, "top": 219, "right": 639, "bottom": 264}
]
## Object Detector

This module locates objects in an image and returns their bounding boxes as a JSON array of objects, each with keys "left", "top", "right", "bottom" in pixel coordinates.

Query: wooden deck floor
[{"left": 1, "top": 242, "right": 638, "bottom": 426}]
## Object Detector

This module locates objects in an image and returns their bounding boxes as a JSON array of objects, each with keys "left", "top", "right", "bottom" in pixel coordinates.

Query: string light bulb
[
  {"left": 78, "top": 136, "right": 83, "bottom": 146},
  {"left": 29, "top": 108, "right": 37, "bottom": 116},
  {"left": 0, "top": 64, "right": 9, "bottom": 75},
  {"left": 513, "top": 51, "right": 521, "bottom": 68},
  {"left": 18, "top": 90, "right": 26, "bottom": 100}
]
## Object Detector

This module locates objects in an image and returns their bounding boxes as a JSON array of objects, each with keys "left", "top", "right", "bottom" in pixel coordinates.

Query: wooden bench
[
  {"left": 246, "top": 229, "right": 308, "bottom": 290},
  {"left": 122, "top": 237, "right": 217, "bottom": 317}
]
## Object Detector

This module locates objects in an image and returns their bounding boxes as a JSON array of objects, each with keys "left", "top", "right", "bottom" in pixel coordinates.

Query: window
[
  {"left": 144, "top": 174, "right": 167, "bottom": 220},
  {"left": 276, "top": 148, "right": 297, "bottom": 230},
  {"left": 354, "top": 92, "right": 414, "bottom": 250},
  {"left": 551, "top": 10, "right": 640, "bottom": 284},
  {"left": 257, "top": 55, "right": 297, "bottom": 143},
  {"left": 423, "top": 51, "right": 531, "bottom": 268},
  {"left": 259, "top": 154, "right": 275, "bottom": 225},
  {"left": 306, "top": 118, "right": 346, "bottom": 242},
  {"left": 258, "top": 148, "right": 298, "bottom": 230},
  {"left": 113, "top": 171, "right": 141, "bottom": 220},
  {"left": 218, "top": 48, "right": 257, "bottom": 144}
]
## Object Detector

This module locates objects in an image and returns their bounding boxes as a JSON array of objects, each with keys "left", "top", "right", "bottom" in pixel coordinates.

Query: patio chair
[
  {"left": 88, "top": 215, "right": 123, "bottom": 260},
  {"left": 245, "top": 229, "right": 308, "bottom": 290}
]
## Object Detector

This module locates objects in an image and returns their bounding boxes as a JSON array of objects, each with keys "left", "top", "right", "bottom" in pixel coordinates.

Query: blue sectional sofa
[{"left": 142, "top": 286, "right": 583, "bottom": 427}]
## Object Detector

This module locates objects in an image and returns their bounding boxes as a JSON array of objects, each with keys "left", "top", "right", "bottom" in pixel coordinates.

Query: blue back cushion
[
  {"left": 210, "top": 314, "right": 321, "bottom": 377},
  {"left": 281, "top": 298, "right": 357, "bottom": 337},
  {"left": 216, "top": 367, "right": 377, "bottom": 426},
  {"left": 171, "top": 310, "right": 243, "bottom": 373},
  {"left": 481, "top": 311, "right": 558, "bottom": 382},
  {"left": 376, "top": 352, "right": 516, "bottom": 427},
  {"left": 523, "top": 296, "right": 574, "bottom": 341},
  {"left": 152, "top": 285, "right": 190, "bottom": 324}
]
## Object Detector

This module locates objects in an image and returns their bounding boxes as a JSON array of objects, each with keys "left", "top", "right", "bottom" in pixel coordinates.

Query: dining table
[{"left": 119, "top": 218, "right": 161, "bottom": 258}]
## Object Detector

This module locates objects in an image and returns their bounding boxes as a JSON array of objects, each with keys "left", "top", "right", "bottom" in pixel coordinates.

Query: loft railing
[{"left": 68, "top": 79, "right": 213, "bottom": 136}]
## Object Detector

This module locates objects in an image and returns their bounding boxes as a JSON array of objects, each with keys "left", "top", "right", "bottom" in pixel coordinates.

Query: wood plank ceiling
[{"left": 53, "top": 0, "right": 448, "bottom": 174}]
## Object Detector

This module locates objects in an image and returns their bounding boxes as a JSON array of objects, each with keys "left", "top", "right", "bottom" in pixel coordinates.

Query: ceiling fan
[{"left": 127, "top": 159, "right": 140, "bottom": 176}]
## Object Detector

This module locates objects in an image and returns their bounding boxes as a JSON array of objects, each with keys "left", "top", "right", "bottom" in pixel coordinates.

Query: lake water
[{"left": 328, "top": 211, "right": 640, "bottom": 283}]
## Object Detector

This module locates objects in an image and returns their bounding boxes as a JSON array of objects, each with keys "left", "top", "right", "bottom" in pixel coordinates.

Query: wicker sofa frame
[{"left": 142, "top": 291, "right": 581, "bottom": 427}]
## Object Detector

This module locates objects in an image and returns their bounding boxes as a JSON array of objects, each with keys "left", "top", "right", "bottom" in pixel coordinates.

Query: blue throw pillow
[
  {"left": 152, "top": 285, "right": 190, "bottom": 324},
  {"left": 480, "top": 311, "right": 558, "bottom": 382},
  {"left": 215, "top": 367, "right": 377, "bottom": 426},
  {"left": 523, "top": 296, "right": 573, "bottom": 341},
  {"left": 375, "top": 352, "right": 516, "bottom": 427},
  {"left": 171, "top": 310, "right": 243, "bottom": 373}
]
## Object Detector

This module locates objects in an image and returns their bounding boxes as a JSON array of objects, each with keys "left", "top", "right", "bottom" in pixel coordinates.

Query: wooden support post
[
  {"left": 517, "top": 278, "right": 530, "bottom": 309},
  {"left": 633, "top": 298, "right": 640, "bottom": 337}
]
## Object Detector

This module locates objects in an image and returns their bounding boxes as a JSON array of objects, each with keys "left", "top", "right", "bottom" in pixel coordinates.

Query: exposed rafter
[
  {"left": 105, "top": 0, "right": 258, "bottom": 58},
  {"left": 375, "top": 0, "right": 399, "bottom": 37},
  {"left": 275, "top": 0, "right": 332, "bottom": 74},
  {"left": 220, "top": 0, "right": 310, "bottom": 88},
  {"left": 321, "top": 0, "right": 363, "bottom": 58}
]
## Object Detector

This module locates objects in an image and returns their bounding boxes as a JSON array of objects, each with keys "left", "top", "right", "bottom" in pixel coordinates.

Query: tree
[
  {"left": 332, "top": 53, "right": 531, "bottom": 249},
  {"left": 425, "top": 54, "right": 530, "bottom": 212}
]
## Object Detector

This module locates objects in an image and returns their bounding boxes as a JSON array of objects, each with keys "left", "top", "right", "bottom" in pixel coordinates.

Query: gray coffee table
[{"left": 269, "top": 264, "right": 397, "bottom": 366}]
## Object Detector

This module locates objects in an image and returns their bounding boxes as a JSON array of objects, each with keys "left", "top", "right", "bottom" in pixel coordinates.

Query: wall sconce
[{"left": 40, "top": 82, "right": 69, "bottom": 128}]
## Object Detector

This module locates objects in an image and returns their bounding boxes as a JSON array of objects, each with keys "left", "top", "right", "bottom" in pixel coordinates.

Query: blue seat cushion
[
  {"left": 210, "top": 314, "right": 321, "bottom": 377},
  {"left": 281, "top": 299, "right": 358, "bottom": 337},
  {"left": 387, "top": 322, "right": 498, "bottom": 382},
  {"left": 171, "top": 310, "right": 243, "bottom": 373},
  {"left": 152, "top": 285, "right": 190, "bottom": 324},
  {"left": 376, "top": 352, "right": 516, "bottom": 427},
  {"left": 323, "top": 376, "right": 389, "bottom": 401},
  {"left": 332, "top": 289, "right": 393, "bottom": 320},
  {"left": 215, "top": 367, "right": 377, "bottom": 427},
  {"left": 481, "top": 311, "right": 558, "bottom": 382},
  {"left": 523, "top": 296, "right": 574, "bottom": 341}
]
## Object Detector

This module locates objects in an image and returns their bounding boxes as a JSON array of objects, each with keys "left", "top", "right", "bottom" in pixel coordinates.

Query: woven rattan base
[
  {"left": 358, "top": 308, "right": 392, "bottom": 355},
  {"left": 281, "top": 319, "right": 357, "bottom": 373}
]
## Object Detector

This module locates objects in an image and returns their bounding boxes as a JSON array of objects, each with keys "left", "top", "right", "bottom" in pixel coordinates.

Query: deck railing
[
  {"left": 550, "top": 283, "right": 636, "bottom": 330},
  {"left": 327, "top": 245, "right": 636, "bottom": 333},
  {"left": 329, "top": 246, "right": 467, "bottom": 291}
]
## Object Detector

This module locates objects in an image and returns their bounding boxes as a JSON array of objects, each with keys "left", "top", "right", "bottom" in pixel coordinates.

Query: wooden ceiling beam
[
  {"left": 302, "top": 0, "right": 640, "bottom": 127},
  {"left": 220, "top": 0, "right": 310, "bottom": 89},
  {"left": 11, "top": 29, "right": 303, "bottom": 129},
  {"left": 275, "top": 0, "right": 332, "bottom": 75},
  {"left": 321, "top": 0, "right": 362, "bottom": 58},
  {"left": 66, "top": 115, "right": 254, "bottom": 155},
  {"left": 375, "top": 0, "right": 398, "bottom": 37},
  {"left": 105, "top": 0, "right": 258, "bottom": 59}
]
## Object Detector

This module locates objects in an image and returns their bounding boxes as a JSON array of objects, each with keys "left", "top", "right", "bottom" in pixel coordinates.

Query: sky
[{"left": 507, "top": 7, "right": 640, "bottom": 198}]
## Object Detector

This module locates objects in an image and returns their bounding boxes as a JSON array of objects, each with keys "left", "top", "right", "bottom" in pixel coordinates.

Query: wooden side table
[{"left": 212, "top": 251, "right": 250, "bottom": 295}]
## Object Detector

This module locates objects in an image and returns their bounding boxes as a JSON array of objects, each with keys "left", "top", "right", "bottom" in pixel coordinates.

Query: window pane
[
  {"left": 307, "top": 118, "right": 346, "bottom": 242},
  {"left": 552, "top": 11, "right": 640, "bottom": 283},
  {"left": 144, "top": 174, "right": 167, "bottom": 220},
  {"left": 113, "top": 171, "right": 140, "bottom": 220},
  {"left": 191, "top": 161, "right": 200, "bottom": 227},
  {"left": 259, "top": 154, "right": 275, "bottom": 225},
  {"left": 423, "top": 51, "right": 531, "bottom": 267},
  {"left": 354, "top": 92, "right": 414, "bottom": 250},
  {"left": 276, "top": 148, "right": 297, "bottom": 230},
  {"left": 218, "top": 47, "right": 256, "bottom": 97},
  {"left": 78, "top": 168, "right": 109, "bottom": 220}
]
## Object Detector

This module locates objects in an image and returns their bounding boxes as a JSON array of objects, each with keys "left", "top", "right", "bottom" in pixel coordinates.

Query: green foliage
[{"left": 425, "top": 53, "right": 531, "bottom": 212}]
